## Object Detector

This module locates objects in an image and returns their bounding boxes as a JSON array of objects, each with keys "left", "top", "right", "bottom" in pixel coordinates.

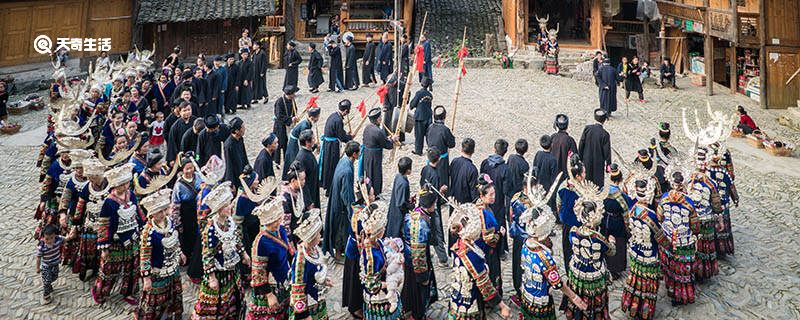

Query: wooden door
[
  {"left": 766, "top": 48, "right": 800, "bottom": 109},
  {"left": 88, "top": 0, "right": 133, "bottom": 53},
  {"left": 1, "top": 7, "right": 32, "bottom": 64}
]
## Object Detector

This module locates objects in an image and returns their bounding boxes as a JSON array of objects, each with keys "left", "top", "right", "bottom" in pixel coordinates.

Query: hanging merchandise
[
  {"left": 637, "top": 0, "right": 662, "bottom": 21},
  {"left": 603, "top": 0, "right": 621, "bottom": 17}
]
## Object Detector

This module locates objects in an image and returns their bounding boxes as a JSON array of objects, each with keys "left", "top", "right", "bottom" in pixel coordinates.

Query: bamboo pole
[
  {"left": 390, "top": 11, "right": 428, "bottom": 161},
  {"left": 450, "top": 26, "right": 467, "bottom": 130}
]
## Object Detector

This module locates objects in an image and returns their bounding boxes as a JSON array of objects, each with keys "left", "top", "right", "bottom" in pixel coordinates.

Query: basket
[
  {"left": 0, "top": 124, "right": 22, "bottom": 134},
  {"left": 765, "top": 145, "right": 793, "bottom": 157},
  {"left": 746, "top": 135, "right": 764, "bottom": 148},
  {"left": 7, "top": 103, "right": 30, "bottom": 115}
]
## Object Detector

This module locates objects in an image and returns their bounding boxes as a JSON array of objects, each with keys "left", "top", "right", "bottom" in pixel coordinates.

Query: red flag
[
  {"left": 461, "top": 63, "right": 467, "bottom": 77},
  {"left": 457, "top": 46, "right": 469, "bottom": 59},
  {"left": 306, "top": 96, "right": 319, "bottom": 110},
  {"left": 357, "top": 99, "right": 366, "bottom": 118},
  {"left": 376, "top": 85, "right": 389, "bottom": 104},
  {"left": 435, "top": 55, "right": 442, "bottom": 68},
  {"left": 414, "top": 45, "right": 425, "bottom": 73}
]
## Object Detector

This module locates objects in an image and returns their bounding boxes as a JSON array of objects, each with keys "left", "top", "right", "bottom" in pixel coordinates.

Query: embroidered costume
[
  {"left": 247, "top": 195, "right": 292, "bottom": 320},
  {"left": 137, "top": 189, "right": 183, "bottom": 319},
  {"left": 92, "top": 164, "right": 144, "bottom": 304},
  {"left": 657, "top": 182, "right": 700, "bottom": 305},
  {"left": 193, "top": 182, "right": 246, "bottom": 319}
]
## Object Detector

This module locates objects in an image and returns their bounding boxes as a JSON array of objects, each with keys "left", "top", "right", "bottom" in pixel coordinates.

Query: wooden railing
[
  {"left": 609, "top": 19, "right": 645, "bottom": 34},
  {"left": 343, "top": 18, "right": 392, "bottom": 32},
  {"left": 738, "top": 12, "right": 759, "bottom": 47}
]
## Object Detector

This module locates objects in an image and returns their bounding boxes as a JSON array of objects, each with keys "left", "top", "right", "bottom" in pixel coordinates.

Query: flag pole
[
  {"left": 391, "top": 11, "right": 428, "bottom": 162},
  {"left": 450, "top": 26, "right": 467, "bottom": 130}
]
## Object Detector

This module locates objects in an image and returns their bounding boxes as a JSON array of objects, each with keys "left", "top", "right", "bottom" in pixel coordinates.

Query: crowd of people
[{"left": 32, "top": 25, "right": 742, "bottom": 320}]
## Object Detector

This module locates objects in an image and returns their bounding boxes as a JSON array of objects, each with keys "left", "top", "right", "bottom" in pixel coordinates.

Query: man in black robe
[
  {"left": 579, "top": 109, "right": 611, "bottom": 188},
  {"left": 295, "top": 129, "right": 320, "bottom": 209},
  {"left": 320, "top": 100, "right": 353, "bottom": 196},
  {"left": 170, "top": 73, "right": 195, "bottom": 107},
  {"left": 506, "top": 139, "right": 530, "bottom": 198},
  {"left": 180, "top": 118, "right": 205, "bottom": 155},
  {"left": 191, "top": 68, "right": 208, "bottom": 117},
  {"left": 196, "top": 115, "right": 231, "bottom": 166},
  {"left": 550, "top": 114, "right": 578, "bottom": 182},
  {"left": 307, "top": 43, "right": 324, "bottom": 93},
  {"left": 323, "top": 141, "right": 360, "bottom": 258},
  {"left": 426, "top": 106, "right": 455, "bottom": 190},
  {"left": 596, "top": 57, "right": 618, "bottom": 116},
  {"left": 237, "top": 50, "right": 254, "bottom": 109},
  {"left": 343, "top": 36, "right": 359, "bottom": 90},
  {"left": 273, "top": 85, "right": 299, "bottom": 164},
  {"left": 253, "top": 133, "right": 278, "bottom": 180},
  {"left": 387, "top": 157, "right": 413, "bottom": 238},
  {"left": 166, "top": 101, "right": 196, "bottom": 164},
  {"left": 224, "top": 55, "right": 240, "bottom": 114},
  {"left": 400, "top": 34, "right": 410, "bottom": 77},
  {"left": 252, "top": 42, "right": 269, "bottom": 104},
  {"left": 284, "top": 107, "right": 320, "bottom": 178},
  {"left": 449, "top": 138, "right": 479, "bottom": 204},
  {"left": 327, "top": 38, "right": 344, "bottom": 92},
  {"left": 376, "top": 31, "right": 394, "bottom": 83},
  {"left": 360, "top": 107, "right": 396, "bottom": 195},
  {"left": 361, "top": 33, "right": 377, "bottom": 86},
  {"left": 283, "top": 41, "right": 302, "bottom": 89},
  {"left": 480, "top": 139, "right": 513, "bottom": 256},
  {"left": 419, "top": 147, "right": 449, "bottom": 264},
  {"left": 410, "top": 77, "right": 433, "bottom": 155},
  {"left": 204, "top": 60, "right": 223, "bottom": 117},
  {"left": 382, "top": 74, "right": 404, "bottom": 142},
  {"left": 223, "top": 117, "right": 249, "bottom": 188}
]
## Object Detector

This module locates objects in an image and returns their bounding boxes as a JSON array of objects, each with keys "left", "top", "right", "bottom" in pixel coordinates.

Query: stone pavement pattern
[{"left": 1, "top": 68, "right": 799, "bottom": 319}]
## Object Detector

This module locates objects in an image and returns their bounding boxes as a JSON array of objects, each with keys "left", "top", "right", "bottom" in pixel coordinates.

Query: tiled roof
[
  {"left": 414, "top": 0, "right": 503, "bottom": 54},
  {"left": 137, "top": 0, "right": 276, "bottom": 24}
]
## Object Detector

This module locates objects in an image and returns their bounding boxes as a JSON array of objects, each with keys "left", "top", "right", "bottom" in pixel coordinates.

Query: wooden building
[
  {"left": 0, "top": 0, "right": 133, "bottom": 67},
  {"left": 656, "top": 0, "right": 800, "bottom": 109},
  {"left": 136, "top": 0, "right": 276, "bottom": 61},
  {"left": 502, "top": 0, "right": 604, "bottom": 49}
]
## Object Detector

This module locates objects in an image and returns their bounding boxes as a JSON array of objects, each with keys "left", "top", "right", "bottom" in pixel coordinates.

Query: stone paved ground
[{"left": 1, "top": 68, "right": 800, "bottom": 319}]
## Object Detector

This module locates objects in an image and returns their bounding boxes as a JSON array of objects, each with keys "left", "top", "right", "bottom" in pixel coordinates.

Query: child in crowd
[
  {"left": 36, "top": 225, "right": 65, "bottom": 305},
  {"left": 149, "top": 112, "right": 166, "bottom": 152}
]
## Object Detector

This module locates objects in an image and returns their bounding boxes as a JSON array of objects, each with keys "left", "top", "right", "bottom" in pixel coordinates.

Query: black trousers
[
  {"left": 413, "top": 119, "right": 430, "bottom": 154},
  {"left": 562, "top": 224, "right": 573, "bottom": 269},
  {"left": 625, "top": 88, "right": 644, "bottom": 100},
  {"left": 660, "top": 75, "right": 677, "bottom": 88},
  {"left": 512, "top": 236, "right": 523, "bottom": 297},
  {"left": 429, "top": 205, "right": 448, "bottom": 263}
]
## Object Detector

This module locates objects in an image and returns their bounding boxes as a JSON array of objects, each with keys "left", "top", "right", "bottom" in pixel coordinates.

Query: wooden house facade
[
  {"left": 136, "top": 0, "right": 276, "bottom": 62},
  {"left": 657, "top": 0, "right": 800, "bottom": 109},
  {"left": 0, "top": 0, "right": 133, "bottom": 67}
]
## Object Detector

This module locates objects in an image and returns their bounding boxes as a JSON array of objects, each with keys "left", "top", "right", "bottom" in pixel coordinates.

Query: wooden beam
[
  {"left": 704, "top": 0, "right": 713, "bottom": 95},
  {"left": 730, "top": 45, "right": 737, "bottom": 93},
  {"left": 758, "top": 0, "right": 767, "bottom": 108}
]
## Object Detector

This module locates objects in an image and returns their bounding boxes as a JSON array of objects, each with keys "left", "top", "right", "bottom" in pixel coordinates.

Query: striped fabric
[{"left": 36, "top": 236, "right": 65, "bottom": 267}]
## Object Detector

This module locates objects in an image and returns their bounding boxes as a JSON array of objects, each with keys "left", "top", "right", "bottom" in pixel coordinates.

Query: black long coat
[
  {"left": 425, "top": 120, "right": 456, "bottom": 186},
  {"left": 596, "top": 62, "right": 618, "bottom": 113},
  {"left": 252, "top": 49, "right": 269, "bottom": 100},
  {"left": 307, "top": 50, "right": 325, "bottom": 89},
  {"left": 344, "top": 44, "right": 359, "bottom": 89},
  {"left": 327, "top": 45, "right": 344, "bottom": 91},
  {"left": 360, "top": 123, "right": 394, "bottom": 195},
  {"left": 224, "top": 64, "right": 240, "bottom": 110},
  {"left": 320, "top": 112, "right": 352, "bottom": 193},
  {"left": 283, "top": 48, "right": 302, "bottom": 88},
  {"left": 579, "top": 123, "right": 611, "bottom": 188},
  {"left": 238, "top": 58, "right": 254, "bottom": 105}
]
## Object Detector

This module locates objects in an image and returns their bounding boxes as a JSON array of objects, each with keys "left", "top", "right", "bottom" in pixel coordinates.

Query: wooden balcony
[{"left": 738, "top": 12, "right": 759, "bottom": 47}]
